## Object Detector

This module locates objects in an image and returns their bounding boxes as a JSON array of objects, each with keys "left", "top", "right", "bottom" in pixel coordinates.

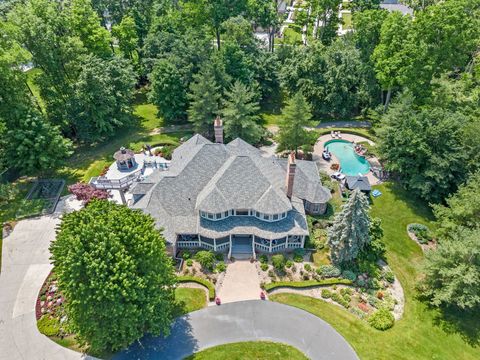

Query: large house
[{"left": 131, "top": 120, "right": 331, "bottom": 258}]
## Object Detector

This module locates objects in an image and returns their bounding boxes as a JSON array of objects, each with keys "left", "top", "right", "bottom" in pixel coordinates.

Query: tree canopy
[{"left": 50, "top": 200, "right": 177, "bottom": 352}]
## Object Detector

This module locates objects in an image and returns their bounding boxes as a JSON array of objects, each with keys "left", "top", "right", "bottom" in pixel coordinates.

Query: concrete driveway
[
  {"left": 1, "top": 199, "right": 358, "bottom": 360},
  {"left": 0, "top": 199, "right": 92, "bottom": 360},
  {"left": 113, "top": 300, "right": 359, "bottom": 360}
]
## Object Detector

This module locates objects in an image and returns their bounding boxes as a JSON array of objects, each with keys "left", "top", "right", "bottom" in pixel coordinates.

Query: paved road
[
  {"left": 0, "top": 200, "right": 93, "bottom": 360},
  {"left": 315, "top": 121, "right": 371, "bottom": 129},
  {"left": 113, "top": 300, "right": 359, "bottom": 360}
]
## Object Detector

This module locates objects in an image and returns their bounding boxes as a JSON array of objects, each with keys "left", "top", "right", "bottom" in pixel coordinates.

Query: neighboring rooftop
[{"left": 345, "top": 176, "right": 372, "bottom": 192}]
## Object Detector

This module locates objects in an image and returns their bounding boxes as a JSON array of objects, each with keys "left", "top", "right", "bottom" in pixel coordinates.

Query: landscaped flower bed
[{"left": 35, "top": 272, "right": 71, "bottom": 339}]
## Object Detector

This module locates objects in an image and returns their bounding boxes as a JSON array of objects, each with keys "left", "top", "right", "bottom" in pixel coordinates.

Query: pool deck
[{"left": 313, "top": 133, "right": 382, "bottom": 186}]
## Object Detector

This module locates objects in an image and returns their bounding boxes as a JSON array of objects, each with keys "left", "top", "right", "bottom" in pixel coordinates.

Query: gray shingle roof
[
  {"left": 132, "top": 136, "right": 330, "bottom": 244},
  {"left": 345, "top": 176, "right": 371, "bottom": 191}
]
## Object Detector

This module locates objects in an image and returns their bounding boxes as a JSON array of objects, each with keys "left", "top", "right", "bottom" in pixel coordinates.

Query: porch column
[
  {"left": 119, "top": 189, "right": 127, "bottom": 205},
  {"left": 213, "top": 237, "right": 217, "bottom": 251},
  {"left": 301, "top": 235, "right": 305, "bottom": 247},
  {"left": 228, "top": 234, "right": 232, "bottom": 259},
  {"left": 252, "top": 235, "right": 256, "bottom": 259},
  {"left": 269, "top": 238, "right": 272, "bottom": 253},
  {"left": 285, "top": 235, "right": 289, "bottom": 249},
  {"left": 197, "top": 234, "right": 201, "bottom": 248}
]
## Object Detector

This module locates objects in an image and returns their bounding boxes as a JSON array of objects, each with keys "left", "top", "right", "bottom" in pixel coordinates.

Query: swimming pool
[{"left": 324, "top": 139, "right": 370, "bottom": 176}]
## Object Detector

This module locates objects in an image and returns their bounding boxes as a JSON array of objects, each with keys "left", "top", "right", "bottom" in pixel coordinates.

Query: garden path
[{"left": 217, "top": 260, "right": 262, "bottom": 304}]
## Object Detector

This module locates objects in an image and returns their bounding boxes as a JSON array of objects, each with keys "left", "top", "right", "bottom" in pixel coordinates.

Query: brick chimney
[
  {"left": 214, "top": 116, "right": 223, "bottom": 144},
  {"left": 286, "top": 152, "right": 296, "bottom": 198}
]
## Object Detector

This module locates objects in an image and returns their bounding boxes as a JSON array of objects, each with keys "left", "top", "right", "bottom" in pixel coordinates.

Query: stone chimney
[
  {"left": 214, "top": 117, "right": 223, "bottom": 143},
  {"left": 286, "top": 152, "right": 296, "bottom": 198}
]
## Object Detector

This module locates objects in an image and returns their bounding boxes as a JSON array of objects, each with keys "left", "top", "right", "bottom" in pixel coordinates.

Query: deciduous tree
[
  {"left": 422, "top": 227, "right": 480, "bottom": 310},
  {"left": 50, "top": 200, "right": 177, "bottom": 351}
]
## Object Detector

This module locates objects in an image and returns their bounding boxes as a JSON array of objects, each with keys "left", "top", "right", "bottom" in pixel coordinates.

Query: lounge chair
[
  {"left": 331, "top": 131, "right": 335, "bottom": 138},
  {"left": 372, "top": 189, "right": 382, "bottom": 198},
  {"left": 337, "top": 131, "right": 342, "bottom": 139}
]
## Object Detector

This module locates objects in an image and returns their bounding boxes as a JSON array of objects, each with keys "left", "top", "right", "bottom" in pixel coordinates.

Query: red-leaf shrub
[{"left": 68, "top": 182, "right": 109, "bottom": 204}]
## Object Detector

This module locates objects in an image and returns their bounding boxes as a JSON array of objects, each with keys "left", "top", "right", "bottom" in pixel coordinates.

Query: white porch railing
[
  {"left": 177, "top": 241, "right": 200, "bottom": 248},
  {"left": 199, "top": 241, "right": 215, "bottom": 251},
  {"left": 271, "top": 243, "right": 287, "bottom": 252},
  {"left": 254, "top": 242, "right": 270, "bottom": 252},
  {"left": 287, "top": 242, "right": 302, "bottom": 249},
  {"left": 216, "top": 242, "right": 230, "bottom": 251}
]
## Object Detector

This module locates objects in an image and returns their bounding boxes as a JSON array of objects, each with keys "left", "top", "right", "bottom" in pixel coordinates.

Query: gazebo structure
[{"left": 114, "top": 147, "right": 137, "bottom": 171}]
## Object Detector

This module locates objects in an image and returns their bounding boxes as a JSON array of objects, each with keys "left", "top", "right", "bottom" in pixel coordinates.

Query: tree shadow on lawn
[
  {"left": 112, "top": 316, "right": 198, "bottom": 360},
  {"left": 431, "top": 306, "right": 480, "bottom": 348}
]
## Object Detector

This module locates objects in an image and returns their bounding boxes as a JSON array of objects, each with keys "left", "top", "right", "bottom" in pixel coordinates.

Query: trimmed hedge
[
  {"left": 177, "top": 276, "right": 215, "bottom": 301},
  {"left": 263, "top": 278, "right": 353, "bottom": 292}
]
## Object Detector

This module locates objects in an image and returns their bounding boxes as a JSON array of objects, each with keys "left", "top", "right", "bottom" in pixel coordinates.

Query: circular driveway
[{"left": 113, "top": 300, "right": 358, "bottom": 360}]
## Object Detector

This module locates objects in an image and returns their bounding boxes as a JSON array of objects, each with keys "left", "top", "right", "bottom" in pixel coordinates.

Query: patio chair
[
  {"left": 331, "top": 131, "right": 335, "bottom": 138},
  {"left": 337, "top": 131, "right": 342, "bottom": 139}
]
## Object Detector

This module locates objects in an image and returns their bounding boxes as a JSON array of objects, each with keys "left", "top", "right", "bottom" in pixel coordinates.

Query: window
[
  {"left": 273, "top": 214, "right": 279, "bottom": 220},
  {"left": 224, "top": 211, "right": 229, "bottom": 217},
  {"left": 256, "top": 211, "right": 261, "bottom": 217},
  {"left": 215, "top": 213, "right": 222, "bottom": 220},
  {"left": 207, "top": 213, "right": 214, "bottom": 220},
  {"left": 236, "top": 209, "right": 249, "bottom": 216}
]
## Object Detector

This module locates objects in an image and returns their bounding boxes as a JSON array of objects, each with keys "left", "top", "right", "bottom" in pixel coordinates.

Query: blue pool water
[{"left": 325, "top": 140, "right": 370, "bottom": 176}]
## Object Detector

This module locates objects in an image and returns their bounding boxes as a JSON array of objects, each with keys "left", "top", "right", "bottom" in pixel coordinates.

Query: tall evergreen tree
[
  {"left": 328, "top": 189, "right": 371, "bottom": 265},
  {"left": 221, "top": 81, "right": 262, "bottom": 144},
  {"left": 277, "top": 93, "right": 314, "bottom": 156},
  {"left": 187, "top": 63, "right": 221, "bottom": 137}
]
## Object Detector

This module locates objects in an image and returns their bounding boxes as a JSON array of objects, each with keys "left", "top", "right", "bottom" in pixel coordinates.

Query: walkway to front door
[{"left": 217, "top": 260, "right": 262, "bottom": 304}]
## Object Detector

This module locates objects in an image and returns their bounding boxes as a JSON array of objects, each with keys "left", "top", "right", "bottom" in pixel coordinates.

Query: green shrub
[
  {"left": 261, "top": 263, "right": 269, "bottom": 271},
  {"left": 182, "top": 251, "right": 191, "bottom": 260},
  {"left": 285, "top": 260, "right": 294, "bottom": 268},
  {"left": 215, "top": 261, "right": 226, "bottom": 273},
  {"left": 268, "top": 270, "right": 275, "bottom": 278},
  {"left": 321, "top": 289, "right": 332, "bottom": 298},
  {"left": 369, "top": 278, "right": 382, "bottom": 290},
  {"left": 318, "top": 265, "right": 341, "bottom": 278},
  {"left": 186, "top": 259, "right": 193, "bottom": 267},
  {"left": 215, "top": 253, "right": 224, "bottom": 261},
  {"left": 342, "top": 270, "right": 357, "bottom": 282},
  {"left": 272, "top": 254, "right": 286, "bottom": 271},
  {"left": 340, "top": 287, "right": 353, "bottom": 296},
  {"left": 263, "top": 278, "right": 352, "bottom": 292},
  {"left": 356, "top": 278, "right": 367, "bottom": 287},
  {"left": 293, "top": 254, "right": 303, "bottom": 263},
  {"left": 304, "top": 263, "right": 312, "bottom": 272},
  {"left": 331, "top": 292, "right": 350, "bottom": 308},
  {"left": 37, "top": 315, "right": 61, "bottom": 337},
  {"left": 368, "top": 308, "right": 395, "bottom": 330},
  {"left": 408, "top": 223, "right": 432, "bottom": 244},
  {"left": 384, "top": 271, "right": 395, "bottom": 283},
  {"left": 194, "top": 251, "right": 216, "bottom": 271},
  {"left": 259, "top": 254, "right": 268, "bottom": 264}
]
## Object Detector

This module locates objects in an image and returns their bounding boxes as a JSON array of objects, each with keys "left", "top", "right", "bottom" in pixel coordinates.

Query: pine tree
[
  {"left": 187, "top": 64, "right": 221, "bottom": 137},
  {"left": 328, "top": 189, "right": 371, "bottom": 264},
  {"left": 221, "top": 81, "right": 262, "bottom": 144},
  {"left": 277, "top": 92, "right": 314, "bottom": 156}
]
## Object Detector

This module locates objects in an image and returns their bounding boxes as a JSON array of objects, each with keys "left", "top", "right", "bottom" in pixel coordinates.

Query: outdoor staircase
[{"left": 231, "top": 241, "right": 253, "bottom": 260}]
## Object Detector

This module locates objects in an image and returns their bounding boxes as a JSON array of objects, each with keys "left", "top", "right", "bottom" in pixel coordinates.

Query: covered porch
[{"left": 176, "top": 233, "right": 305, "bottom": 258}]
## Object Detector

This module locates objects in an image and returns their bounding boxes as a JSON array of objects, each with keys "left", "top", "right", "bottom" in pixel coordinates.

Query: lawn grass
[
  {"left": 184, "top": 341, "right": 308, "bottom": 360},
  {"left": 271, "top": 182, "right": 480, "bottom": 359},
  {"left": 174, "top": 287, "right": 207, "bottom": 315}
]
